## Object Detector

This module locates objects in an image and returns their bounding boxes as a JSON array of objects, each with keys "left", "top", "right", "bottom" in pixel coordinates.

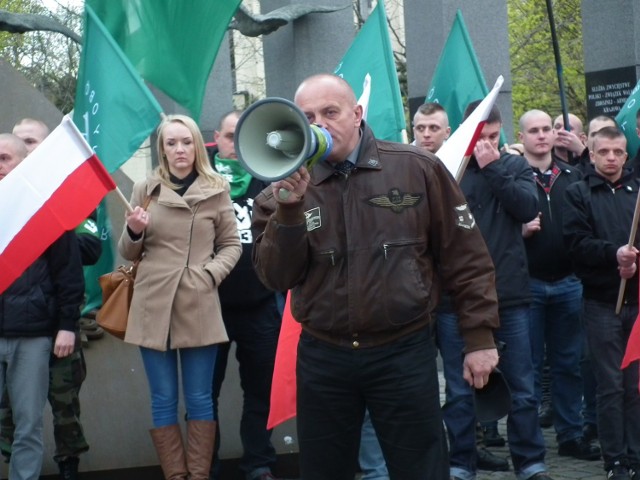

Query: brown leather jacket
[{"left": 252, "top": 124, "right": 499, "bottom": 352}]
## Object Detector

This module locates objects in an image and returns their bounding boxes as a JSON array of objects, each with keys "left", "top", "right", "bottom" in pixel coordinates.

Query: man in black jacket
[
  {"left": 0, "top": 132, "right": 84, "bottom": 480},
  {"left": 0, "top": 118, "right": 100, "bottom": 480},
  {"left": 207, "top": 111, "right": 283, "bottom": 480},
  {"left": 563, "top": 126, "right": 640, "bottom": 480},
  {"left": 436, "top": 103, "right": 551, "bottom": 480},
  {"left": 519, "top": 110, "right": 599, "bottom": 461}
]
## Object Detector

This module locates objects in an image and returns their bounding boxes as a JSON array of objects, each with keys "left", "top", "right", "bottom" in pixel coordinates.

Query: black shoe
[
  {"left": 630, "top": 466, "right": 639, "bottom": 480},
  {"left": 58, "top": 456, "right": 79, "bottom": 480},
  {"left": 606, "top": 461, "right": 629, "bottom": 480},
  {"left": 482, "top": 425, "right": 506, "bottom": 447},
  {"left": 558, "top": 437, "right": 601, "bottom": 461},
  {"left": 538, "top": 404, "right": 553, "bottom": 429},
  {"left": 476, "top": 447, "right": 509, "bottom": 471},
  {"left": 583, "top": 422, "right": 598, "bottom": 443}
]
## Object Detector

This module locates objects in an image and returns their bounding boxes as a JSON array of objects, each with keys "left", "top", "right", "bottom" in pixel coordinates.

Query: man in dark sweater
[
  {"left": 519, "top": 110, "right": 599, "bottom": 461},
  {"left": 208, "top": 111, "right": 283, "bottom": 480}
]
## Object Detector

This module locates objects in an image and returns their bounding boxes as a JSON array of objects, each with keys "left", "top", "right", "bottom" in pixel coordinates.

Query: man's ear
[
  {"left": 214, "top": 130, "right": 221, "bottom": 143},
  {"left": 353, "top": 104, "right": 364, "bottom": 127}
]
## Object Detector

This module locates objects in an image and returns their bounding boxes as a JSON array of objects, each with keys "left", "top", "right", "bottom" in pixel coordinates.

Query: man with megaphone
[{"left": 250, "top": 74, "right": 501, "bottom": 480}]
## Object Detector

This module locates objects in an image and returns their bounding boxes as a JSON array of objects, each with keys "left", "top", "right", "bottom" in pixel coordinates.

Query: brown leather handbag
[
  {"left": 96, "top": 193, "right": 152, "bottom": 339},
  {"left": 96, "top": 262, "right": 138, "bottom": 339}
]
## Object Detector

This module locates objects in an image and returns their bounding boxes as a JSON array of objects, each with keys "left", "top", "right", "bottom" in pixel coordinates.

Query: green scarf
[{"left": 214, "top": 155, "right": 252, "bottom": 199}]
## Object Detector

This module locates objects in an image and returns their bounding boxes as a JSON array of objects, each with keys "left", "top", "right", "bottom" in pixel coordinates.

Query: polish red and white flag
[
  {"left": 0, "top": 116, "right": 115, "bottom": 294},
  {"left": 436, "top": 75, "right": 504, "bottom": 182}
]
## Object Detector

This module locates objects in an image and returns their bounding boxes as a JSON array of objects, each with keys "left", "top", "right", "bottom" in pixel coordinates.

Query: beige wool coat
[{"left": 118, "top": 175, "right": 241, "bottom": 351}]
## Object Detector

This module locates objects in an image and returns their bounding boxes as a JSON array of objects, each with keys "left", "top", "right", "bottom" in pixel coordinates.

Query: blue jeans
[
  {"left": 359, "top": 410, "right": 390, "bottom": 480},
  {"left": 0, "top": 337, "right": 51, "bottom": 480},
  {"left": 528, "top": 275, "right": 584, "bottom": 443},
  {"left": 438, "top": 305, "right": 546, "bottom": 480},
  {"left": 140, "top": 345, "right": 218, "bottom": 427},
  {"left": 582, "top": 299, "right": 640, "bottom": 469}
]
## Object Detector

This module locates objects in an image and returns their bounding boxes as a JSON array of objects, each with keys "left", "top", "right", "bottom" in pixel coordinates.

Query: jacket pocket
[
  {"left": 380, "top": 238, "right": 432, "bottom": 326},
  {"left": 293, "top": 248, "right": 338, "bottom": 328}
]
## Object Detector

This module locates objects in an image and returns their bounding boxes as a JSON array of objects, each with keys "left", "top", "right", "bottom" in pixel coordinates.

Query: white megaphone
[{"left": 235, "top": 98, "right": 333, "bottom": 182}]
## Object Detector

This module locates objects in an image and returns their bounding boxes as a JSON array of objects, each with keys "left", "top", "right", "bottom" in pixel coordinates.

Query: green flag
[
  {"left": 425, "top": 10, "right": 506, "bottom": 144},
  {"left": 616, "top": 79, "right": 640, "bottom": 156},
  {"left": 334, "top": 0, "right": 406, "bottom": 142},
  {"left": 80, "top": 201, "right": 114, "bottom": 316},
  {"left": 73, "top": 5, "right": 162, "bottom": 313},
  {"left": 86, "top": 0, "right": 241, "bottom": 120},
  {"left": 73, "top": 4, "right": 163, "bottom": 173}
]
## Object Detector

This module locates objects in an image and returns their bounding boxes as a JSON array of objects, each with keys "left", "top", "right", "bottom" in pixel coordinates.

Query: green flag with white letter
[
  {"left": 616, "top": 79, "right": 640, "bottom": 156},
  {"left": 73, "top": 4, "right": 162, "bottom": 313},
  {"left": 86, "top": 0, "right": 241, "bottom": 120},
  {"left": 334, "top": 0, "right": 406, "bottom": 142},
  {"left": 73, "top": 4, "right": 162, "bottom": 173}
]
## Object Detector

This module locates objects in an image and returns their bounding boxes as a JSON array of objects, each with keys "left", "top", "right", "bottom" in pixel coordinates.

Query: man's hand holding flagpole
[{"left": 615, "top": 189, "right": 640, "bottom": 314}]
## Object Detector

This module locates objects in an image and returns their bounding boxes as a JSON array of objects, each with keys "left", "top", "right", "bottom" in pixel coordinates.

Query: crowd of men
[
  {"left": 1, "top": 75, "right": 639, "bottom": 480},
  {"left": 409, "top": 102, "right": 640, "bottom": 480}
]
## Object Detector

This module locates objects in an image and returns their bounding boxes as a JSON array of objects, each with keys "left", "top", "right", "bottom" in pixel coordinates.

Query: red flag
[
  {"left": 0, "top": 117, "right": 115, "bottom": 294},
  {"left": 621, "top": 316, "right": 640, "bottom": 370},
  {"left": 621, "top": 280, "right": 640, "bottom": 392},
  {"left": 267, "top": 292, "right": 301, "bottom": 429},
  {"left": 435, "top": 75, "right": 504, "bottom": 182}
]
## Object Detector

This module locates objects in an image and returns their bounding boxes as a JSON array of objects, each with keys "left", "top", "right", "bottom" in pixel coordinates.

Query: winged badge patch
[
  {"left": 455, "top": 203, "right": 476, "bottom": 230},
  {"left": 367, "top": 188, "right": 423, "bottom": 213}
]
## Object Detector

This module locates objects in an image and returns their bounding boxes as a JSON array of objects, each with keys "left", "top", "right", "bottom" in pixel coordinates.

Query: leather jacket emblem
[
  {"left": 455, "top": 203, "right": 476, "bottom": 230},
  {"left": 367, "top": 188, "right": 423, "bottom": 213}
]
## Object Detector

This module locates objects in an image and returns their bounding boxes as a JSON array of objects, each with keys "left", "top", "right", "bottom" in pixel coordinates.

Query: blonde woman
[{"left": 119, "top": 114, "right": 241, "bottom": 479}]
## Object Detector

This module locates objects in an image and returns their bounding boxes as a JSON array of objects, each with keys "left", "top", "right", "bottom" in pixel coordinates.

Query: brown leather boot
[
  {"left": 186, "top": 420, "right": 216, "bottom": 480},
  {"left": 149, "top": 424, "right": 188, "bottom": 480}
]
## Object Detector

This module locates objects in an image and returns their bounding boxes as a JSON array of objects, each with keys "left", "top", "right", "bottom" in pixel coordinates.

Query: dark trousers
[
  {"left": 297, "top": 327, "right": 448, "bottom": 480},
  {"left": 583, "top": 299, "right": 640, "bottom": 469},
  {"left": 212, "top": 296, "right": 281, "bottom": 479}
]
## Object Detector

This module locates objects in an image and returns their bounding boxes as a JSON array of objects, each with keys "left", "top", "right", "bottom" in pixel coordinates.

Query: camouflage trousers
[{"left": 0, "top": 349, "right": 89, "bottom": 462}]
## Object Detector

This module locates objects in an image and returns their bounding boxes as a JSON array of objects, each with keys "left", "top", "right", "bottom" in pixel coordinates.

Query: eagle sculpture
[{"left": 0, "top": 3, "right": 350, "bottom": 43}]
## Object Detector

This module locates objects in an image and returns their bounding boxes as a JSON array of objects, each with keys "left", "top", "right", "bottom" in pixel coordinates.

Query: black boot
[
  {"left": 481, "top": 424, "right": 506, "bottom": 447},
  {"left": 58, "top": 456, "right": 79, "bottom": 480},
  {"left": 477, "top": 447, "right": 510, "bottom": 471}
]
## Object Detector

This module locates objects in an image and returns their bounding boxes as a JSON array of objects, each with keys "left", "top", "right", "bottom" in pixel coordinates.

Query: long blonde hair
[{"left": 155, "top": 114, "right": 226, "bottom": 189}]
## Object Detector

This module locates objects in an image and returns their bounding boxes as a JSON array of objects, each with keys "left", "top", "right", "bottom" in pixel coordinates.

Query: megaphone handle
[{"left": 278, "top": 188, "right": 291, "bottom": 200}]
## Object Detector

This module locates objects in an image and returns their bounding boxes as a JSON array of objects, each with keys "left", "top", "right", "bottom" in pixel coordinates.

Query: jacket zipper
[
  {"left": 382, "top": 239, "right": 421, "bottom": 259},
  {"left": 317, "top": 248, "right": 336, "bottom": 266}
]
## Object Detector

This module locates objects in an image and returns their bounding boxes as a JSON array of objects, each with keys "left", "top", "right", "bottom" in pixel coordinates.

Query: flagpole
[
  {"left": 545, "top": 0, "right": 573, "bottom": 163},
  {"left": 615, "top": 188, "right": 640, "bottom": 314},
  {"left": 113, "top": 186, "right": 133, "bottom": 214}
]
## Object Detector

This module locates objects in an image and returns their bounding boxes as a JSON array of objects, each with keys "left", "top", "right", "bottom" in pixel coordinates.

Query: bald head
[
  {"left": 553, "top": 114, "right": 584, "bottom": 135},
  {"left": 586, "top": 116, "right": 617, "bottom": 152},
  {"left": 13, "top": 118, "right": 50, "bottom": 155},
  {"left": 295, "top": 74, "right": 357, "bottom": 106},
  {"left": 294, "top": 73, "right": 363, "bottom": 163},
  {"left": 518, "top": 110, "right": 555, "bottom": 162},
  {"left": 0, "top": 133, "right": 28, "bottom": 180}
]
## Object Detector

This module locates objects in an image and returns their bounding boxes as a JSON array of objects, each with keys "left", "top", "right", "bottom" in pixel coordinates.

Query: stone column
[
  {"left": 261, "top": 0, "right": 355, "bottom": 99},
  {"left": 403, "top": 0, "right": 514, "bottom": 140}
]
